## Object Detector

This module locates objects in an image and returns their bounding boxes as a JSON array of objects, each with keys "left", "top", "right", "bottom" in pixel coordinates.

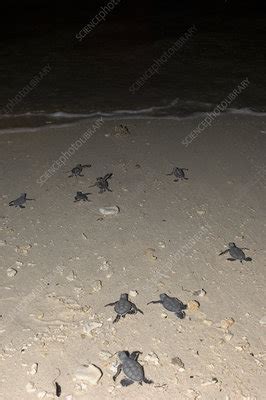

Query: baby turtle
[
  {"left": 9, "top": 193, "right": 35, "bottom": 209},
  {"left": 89, "top": 173, "right": 112, "bottom": 193},
  {"left": 167, "top": 167, "right": 188, "bottom": 181},
  {"left": 68, "top": 163, "right": 91, "bottom": 177},
  {"left": 219, "top": 242, "right": 252, "bottom": 263},
  {"left": 105, "top": 293, "right": 143, "bottom": 323},
  {"left": 74, "top": 191, "right": 91, "bottom": 202},
  {"left": 113, "top": 351, "right": 153, "bottom": 386},
  {"left": 147, "top": 293, "right": 187, "bottom": 319}
]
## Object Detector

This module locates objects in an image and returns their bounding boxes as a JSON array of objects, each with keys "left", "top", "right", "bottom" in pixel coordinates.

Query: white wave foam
[{"left": 0, "top": 102, "right": 265, "bottom": 134}]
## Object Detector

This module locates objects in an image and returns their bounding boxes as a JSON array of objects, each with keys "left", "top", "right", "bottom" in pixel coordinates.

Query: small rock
[
  {"left": 0, "top": 240, "right": 7, "bottom": 246},
  {"left": 197, "top": 210, "right": 206, "bottom": 215},
  {"left": 26, "top": 382, "right": 36, "bottom": 393},
  {"left": 203, "top": 319, "right": 213, "bottom": 326},
  {"left": 99, "top": 206, "right": 120, "bottom": 216},
  {"left": 171, "top": 356, "right": 185, "bottom": 370},
  {"left": 145, "top": 248, "right": 157, "bottom": 261},
  {"left": 73, "top": 364, "right": 103, "bottom": 385},
  {"left": 193, "top": 289, "right": 206, "bottom": 297},
  {"left": 65, "top": 396, "right": 73, "bottom": 400},
  {"left": 129, "top": 290, "right": 138, "bottom": 297},
  {"left": 259, "top": 316, "right": 266, "bottom": 325},
  {"left": 82, "top": 233, "right": 88, "bottom": 240},
  {"left": 37, "top": 391, "right": 47, "bottom": 399},
  {"left": 201, "top": 377, "right": 218, "bottom": 386},
  {"left": 144, "top": 352, "right": 160, "bottom": 365},
  {"left": 82, "top": 321, "right": 103, "bottom": 336},
  {"left": 7, "top": 267, "right": 17, "bottom": 277},
  {"left": 99, "top": 350, "right": 112, "bottom": 360},
  {"left": 221, "top": 317, "right": 235, "bottom": 331},
  {"left": 187, "top": 300, "right": 200, "bottom": 312},
  {"left": 89, "top": 280, "right": 102, "bottom": 293},
  {"left": 224, "top": 333, "right": 234, "bottom": 342},
  {"left": 158, "top": 241, "right": 166, "bottom": 248},
  {"left": 29, "top": 362, "right": 38, "bottom": 375},
  {"left": 66, "top": 271, "right": 77, "bottom": 281},
  {"left": 15, "top": 244, "right": 32, "bottom": 255}
]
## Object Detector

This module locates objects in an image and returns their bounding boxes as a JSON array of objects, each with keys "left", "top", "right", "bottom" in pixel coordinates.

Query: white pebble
[
  {"left": 73, "top": 364, "right": 103, "bottom": 385},
  {"left": 26, "top": 382, "right": 36, "bottom": 393},
  {"left": 259, "top": 316, "right": 266, "bottom": 325},
  {"left": 7, "top": 267, "right": 17, "bottom": 277},
  {"left": 29, "top": 362, "right": 38, "bottom": 375},
  {"left": 144, "top": 352, "right": 160, "bottom": 365},
  {"left": 129, "top": 290, "right": 138, "bottom": 297},
  {"left": 90, "top": 280, "right": 102, "bottom": 293},
  {"left": 66, "top": 271, "right": 77, "bottom": 281},
  {"left": 99, "top": 206, "right": 120, "bottom": 215},
  {"left": 82, "top": 321, "right": 103, "bottom": 335},
  {"left": 37, "top": 391, "right": 47, "bottom": 399},
  {"left": 99, "top": 350, "right": 112, "bottom": 360}
]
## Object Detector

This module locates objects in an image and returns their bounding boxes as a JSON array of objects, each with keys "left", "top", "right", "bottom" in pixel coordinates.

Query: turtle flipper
[
  {"left": 121, "top": 378, "right": 134, "bottom": 387},
  {"left": 147, "top": 300, "right": 161, "bottom": 305},
  {"left": 104, "top": 301, "right": 117, "bottom": 307},
  {"left": 219, "top": 249, "right": 229, "bottom": 256},
  {"left": 245, "top": 257, "right": 252, "bottom": 262},
  {"left": 19, "top": 205, "right": 25, "bottom": 209},
  {"left": 104, "top": 173, "right": 113, "bottom": 180},
  {"left": 130, "top": 351, "right": 142, "bottom": 361},
  {"left": 113, "top": 314, "right": 121, "bottom": 323},
  {"left": 227, "top": 258, "right": 237, "bottom": 261},
  {"left": 136, "top": 308, "right": 144, "bottom": 315},
  {"left": 127, "top": 309, "right": 137, "bottom": 315},
  {"left": 113, "top": 364, "right": 122, "bottom": 381},
  {"left": 175, "top": 311, "right": 186, "bottom": 319},
  {"left": 143, "top": 378, "right": 153, "bottom": 384}
]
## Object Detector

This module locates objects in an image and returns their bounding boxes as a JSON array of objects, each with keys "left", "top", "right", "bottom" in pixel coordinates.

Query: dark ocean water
[{"left": 0, "top": 5, "right": 266, "bottom": 131}]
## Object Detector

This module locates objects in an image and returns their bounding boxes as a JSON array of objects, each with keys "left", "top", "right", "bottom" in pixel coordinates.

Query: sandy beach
[{"left": 0, "top": 114, "right": 265, "bottom": 400}]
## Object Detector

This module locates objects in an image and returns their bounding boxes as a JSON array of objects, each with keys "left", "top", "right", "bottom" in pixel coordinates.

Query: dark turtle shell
[
  {"left": 115, "top": 299, "right": 132, "bottom": 315},
  {"left": 122, "top": 359, "right": 145, "bottom": 382},
  {"left": 162, "top": 296, "right": 186, "bottom": 313},
  {"left": 229, "top": 246, "right": 245, "bottom": 260}
]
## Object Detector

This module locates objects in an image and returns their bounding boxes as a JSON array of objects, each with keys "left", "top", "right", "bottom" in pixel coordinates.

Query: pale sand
[{"left": 0, "top": 115, "right": 265, "bottom": 400}]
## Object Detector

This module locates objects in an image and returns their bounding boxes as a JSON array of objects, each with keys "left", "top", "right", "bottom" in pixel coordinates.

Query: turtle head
[
  {"left": 118, "top": 351, "right": 129, "bottom": 362},
  {"left": 21, "top": 193, "right": 27, "bottom": 197},
  {"left": 228, "top": 242, "right": 236, "bottom": 248},
  {"left": 77, "top": 191, "right": 82, "bottom": 195},
  {"left": 159, "top": 293, "right": 167, "bottom": 301},
  {"left": 120, "top": 293, "right": 128, "bottom": 300},
  {"left": 77, "top": 164, "right": 82, "bottom": 167}
]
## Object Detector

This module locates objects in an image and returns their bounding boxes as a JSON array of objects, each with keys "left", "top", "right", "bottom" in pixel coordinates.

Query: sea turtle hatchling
[
  {"left": 9, "top": 193, "right": 35, "bottom": 209},
  {"left": 105, "top": 293, "right": 143, "bottom": 323},
  {"left": 147, "top": 293, "right": 187, "bottom": 319},
  {"left": 167, "top": 167, "right": 188, "bottom": 181},
  {"left": 89, "top": 173, "right": 113, "bottom": 193},
  {"left": 219, "top": 242, "right": 252, "bottom": 263},
  {"left": 113, "top": 351, "right": 153, "bottom": 386},
  {"left": 74, "top": 191, "right": 91, "bottom": 202},
  {"left": 68, "top": 163, "right": 91, "bottom": 178}
]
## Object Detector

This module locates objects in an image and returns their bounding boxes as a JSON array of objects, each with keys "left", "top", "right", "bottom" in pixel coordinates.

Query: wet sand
[{"left": 0, "top": 115, "right": 265, "bottom": 399}]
